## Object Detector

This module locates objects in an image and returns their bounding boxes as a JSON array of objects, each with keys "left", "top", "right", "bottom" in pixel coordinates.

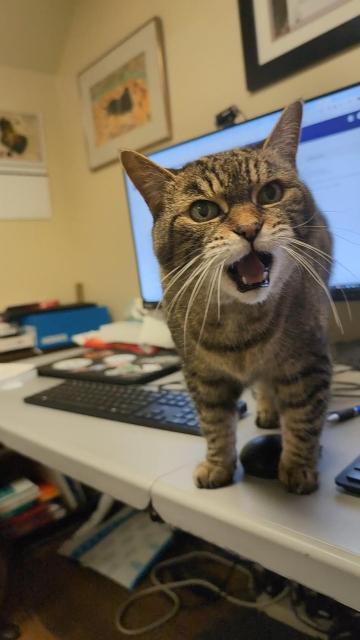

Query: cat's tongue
[{"left": 235, "top": 252, "right": 265, "bottom": 285}]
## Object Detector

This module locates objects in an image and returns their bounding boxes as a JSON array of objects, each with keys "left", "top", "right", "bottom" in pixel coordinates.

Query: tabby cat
[{"left": 121, "top": 102, "right": 333, "bottom": 495}]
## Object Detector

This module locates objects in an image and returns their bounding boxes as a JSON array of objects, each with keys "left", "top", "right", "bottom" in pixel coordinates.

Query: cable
[
  {"left": 115, "top": 551, "right": 290, "bottom": 636},
  {"left": 289, "top": 585, "right": 331, "bottom": 638}
]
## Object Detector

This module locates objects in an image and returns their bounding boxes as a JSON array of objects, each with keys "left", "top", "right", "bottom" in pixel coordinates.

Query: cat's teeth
[{"left": 242, "top": 276, "right": 248, "bottom": 285}]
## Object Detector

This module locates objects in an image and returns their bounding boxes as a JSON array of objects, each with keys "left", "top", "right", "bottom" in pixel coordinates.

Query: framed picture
[
  {"left": 0, "top": 111, "right": 46, "bottom": 175},
  {"left": 78, "top": 17, "right": 171, "bottom": 170},
  {"left": 239, "top": 0, "right": 360, "bottom": 91}
]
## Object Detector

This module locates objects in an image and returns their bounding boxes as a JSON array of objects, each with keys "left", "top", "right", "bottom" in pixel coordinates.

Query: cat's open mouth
[{"left": 227, "top": 251, "right": 273, "bottom": 293}]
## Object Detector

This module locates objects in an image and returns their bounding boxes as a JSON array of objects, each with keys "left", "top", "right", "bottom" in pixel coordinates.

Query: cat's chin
[{"left": 224, "top": 281, "right": 273, "bottom": 305}]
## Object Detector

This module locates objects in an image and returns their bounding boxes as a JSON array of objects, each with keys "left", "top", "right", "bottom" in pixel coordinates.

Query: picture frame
[
  {"left": 78, "top": 17, "right": 171, "bottom": 170},
  {"left": 239, "top": 0, "right": 360, "bottom": 91},
  {"left": 0, "top": 110, "right": 46, "bottom": 175}
]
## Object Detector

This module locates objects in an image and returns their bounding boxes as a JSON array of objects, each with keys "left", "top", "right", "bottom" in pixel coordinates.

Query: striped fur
[{"left": 122, "top": 102, "right": 332, "bottom": 494}]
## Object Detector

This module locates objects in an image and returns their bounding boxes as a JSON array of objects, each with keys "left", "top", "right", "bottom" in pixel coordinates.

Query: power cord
[{"left": 115, "top": 551, "right": 290, "bottom": 636}]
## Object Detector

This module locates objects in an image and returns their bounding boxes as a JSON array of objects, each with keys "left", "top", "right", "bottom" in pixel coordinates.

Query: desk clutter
[
  {"left": 0, "top": 452, "right": 98, "bottom": 541},
  {"left": 0, "top": 297, "right": 175, "bottom": 364},
  {"left": 60, "top": 507, "right": 174, "bottom": 590},
  {"left": 0, "top": 477, "right": 65, "bottom": 540},
  {"left": 37, "top": 347, "right": 181, "bottom": 385},
  {"left": 59, "top": 517, "right": 360, "bottom": 638},
  {"left": 0, "top": 299, "right": 111, "bottom": 359}
]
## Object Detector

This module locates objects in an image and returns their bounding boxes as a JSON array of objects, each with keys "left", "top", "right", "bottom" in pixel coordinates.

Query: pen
[{"left": 327, "top": 405, "right": 360, "bottom": 423}]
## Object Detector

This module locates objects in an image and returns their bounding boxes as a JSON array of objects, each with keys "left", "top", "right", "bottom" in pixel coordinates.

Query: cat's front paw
[
  {"left": 279, "top": 460, "right": 318, "bottom": 495},
  {"left": 194, "top": 460, "right": 235, "bottom": 489}
]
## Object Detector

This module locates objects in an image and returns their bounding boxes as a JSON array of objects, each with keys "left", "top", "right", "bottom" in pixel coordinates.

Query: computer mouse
[{"left": 239, "top": 434, "right": 282, "bottom": 479}]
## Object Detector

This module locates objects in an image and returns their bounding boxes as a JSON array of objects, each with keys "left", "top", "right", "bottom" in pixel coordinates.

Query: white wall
[
  {"left": 1, "top": 0, "right": 358, "bottom": 338},
  {"left": 0, "top": 64, "right": 75, "bottom": 308},
  {"left": 54, "top": 0, "right": 360, "bottom": 326}
]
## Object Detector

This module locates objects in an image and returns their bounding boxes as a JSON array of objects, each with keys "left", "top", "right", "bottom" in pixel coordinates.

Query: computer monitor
[{"left": 124, "top": 83, "right": 360, "bottom": 306}]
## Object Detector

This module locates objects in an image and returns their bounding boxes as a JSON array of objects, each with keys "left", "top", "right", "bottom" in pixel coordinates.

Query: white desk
[
  {"left": 0, "top": 374, "right": 205, "bottom": 509},
  {"left": 0, "top": 354, "right": 359, "bottom": 610},
  {"left": 152, "top": 402, "right": 360, "bottom": 611}
]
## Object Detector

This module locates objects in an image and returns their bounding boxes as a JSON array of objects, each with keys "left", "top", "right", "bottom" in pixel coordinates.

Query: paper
[
  {"left": 60, "top": 508, "right": 173, "bottom": 589},
  {"left": 0, "top": 363, "right": 36, "bottom": 389},
  {"left": 0, "top": 174, "right": 51, "bottom": 220},
  {"left": 73, "top": 318, "right": 175, "bottom": 349},
  {"left": 138, "top": 315, "right": 175, "bottom": 349},
  {"left": 99, "top": 321, "right": 142, "bottom": 344}
]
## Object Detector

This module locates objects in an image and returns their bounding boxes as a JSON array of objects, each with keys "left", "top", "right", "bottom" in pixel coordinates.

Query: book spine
[
  {"left": 0, "top": 502, "right": 48, "bottom": 528},
  {"left": 1, "top": 503, "right": 66, "bottom": 539},
  {"left": 0, "top": 478, "right": 36, "bottom": 502},
  {"left": 0, "top": 332, "right": 34, "bottom": 353},
  {"left": 0, "top": 500, "right": 37, "bottom": 520}
]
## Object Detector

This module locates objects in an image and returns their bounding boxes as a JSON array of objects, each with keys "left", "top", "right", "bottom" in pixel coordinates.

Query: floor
[{"left": 0, "top": 531, "right": 314, "bottom": 640}]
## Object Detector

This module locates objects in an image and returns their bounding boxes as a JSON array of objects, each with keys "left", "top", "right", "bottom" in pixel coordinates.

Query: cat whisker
[
  {"left": 278, "top": 235, "right": 360, "bottom": 283},
  {"left": 300, "top": 225, "right": 360, "bottom": 239},
  {"left": 217, "top": 261, "right": 225, "bottom": 322},
  {"left": 329, "top": 231, "right": 360, "bottom": 248},
  {"left": 276, "top": 235, "right": 332, "bottom": 261},
  {"left": 157, "top": 254, "right": 203, "bottom": 312},
  {"left": 284, "top": 245, "right": 343, "bottom": 332},
  {"left": 197, "top": 264, "right": 221, "bottom": 347},
  {"left": 291, "top": 212, "right": 318, "bottom": 230},
  {"left": 281, "top": 245, "right": 343, "bottom": 333},
  {"left": 292, "top": 226, "right": 360, "bottom": 248},
  {"left": 183, "top": 256, "right": 220, "bottom": 349},
  {"left": 290, "top": 244, "right": 331, "bottom": 273},
  {"left": 164, "top": 249, "right": 223, "bottom": 313},
  {"left": 161, "top": 253, "right": 203, "bottom": 299},
  {"left": 283, "top": 241, "right": 352, "bottom": 323},
  {"left": 168, "top": 252, "right": 221, "bottom": 318},
  {"left": 161, "top": 251, "right": 199, "bottom": 282},
  {"left": 167, "top": 259, "right": 213, "bottom": 316}
]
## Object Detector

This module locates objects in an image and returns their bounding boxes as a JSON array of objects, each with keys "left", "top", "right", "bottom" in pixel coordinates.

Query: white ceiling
[{"left": 0, "top": 0, "right": 77, "bottom": 73}]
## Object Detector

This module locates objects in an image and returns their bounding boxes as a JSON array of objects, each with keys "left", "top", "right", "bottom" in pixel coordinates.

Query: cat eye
[
  {"left": 189, "top": 200, "right": 221, "bottom": 223},
  {"left": 257, "top": 181, "right": 283, "bottom": 205}
]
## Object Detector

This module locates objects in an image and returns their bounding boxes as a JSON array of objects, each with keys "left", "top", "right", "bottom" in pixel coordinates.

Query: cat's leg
[
  {"left": 275, "top": 357, "right": 331, "bottom": 494},
  {"left": 185, "top": 369, "right": 242, "bottom": 489},
  {"left": 254, "top": 381, "right": 280, "bottom": 429}
]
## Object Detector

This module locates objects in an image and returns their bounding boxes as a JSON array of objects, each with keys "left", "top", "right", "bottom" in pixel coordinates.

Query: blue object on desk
[
  {"left": 327, "top": 405, "right": 360, "bottom": 423},
  {"left": 18, "top": 305, "right": 111, "bottom": 349},
  {"left": 335, "top": 454, "right": 360, "bottom": 496}
]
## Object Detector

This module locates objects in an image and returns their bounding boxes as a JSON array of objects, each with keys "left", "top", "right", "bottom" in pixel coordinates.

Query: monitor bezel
[{"left": 122, "top": 81, "right": 360, "bottom": 307}]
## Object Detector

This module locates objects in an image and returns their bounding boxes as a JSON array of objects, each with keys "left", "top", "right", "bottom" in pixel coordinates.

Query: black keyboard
[{"left": 24, "top": 380, "right": 247, "bottom": 436}]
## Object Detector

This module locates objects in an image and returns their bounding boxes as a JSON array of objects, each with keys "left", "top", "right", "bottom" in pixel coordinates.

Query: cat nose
[{"left": 233, "top": 221, "right": 263, "bottom": 243}]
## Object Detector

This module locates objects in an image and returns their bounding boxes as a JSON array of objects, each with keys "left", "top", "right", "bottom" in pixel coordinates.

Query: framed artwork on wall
[
  {"left": 78, "top": 17, "right": 171, "bottom": 170},
  {"left": 239, "top": 0, "right": 360, "bottom": 91},
  {"left": 0, "top": 111, "right": 46, "bottom": 175}
]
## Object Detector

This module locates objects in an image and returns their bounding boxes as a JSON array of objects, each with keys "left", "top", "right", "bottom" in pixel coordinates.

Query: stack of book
[
  {"left": 0, "top": 477, "right": 67, "bottom": 539},
  {"left": 0, "top": 320, "right": 36, "bottom": 362}
]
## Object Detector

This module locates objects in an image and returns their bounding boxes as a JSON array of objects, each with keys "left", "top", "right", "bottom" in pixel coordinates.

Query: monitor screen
[{"left": 124, "top": 83, "right": 360, "bottom": 305}]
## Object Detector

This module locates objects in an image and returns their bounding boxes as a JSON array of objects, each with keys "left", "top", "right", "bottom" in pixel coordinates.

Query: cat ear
[
  {"left": 263, "top": 101, "right": 303, "bottom": 165},
  {"left": 120, "top": 150, "right": 175, "bottom": 217}
]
